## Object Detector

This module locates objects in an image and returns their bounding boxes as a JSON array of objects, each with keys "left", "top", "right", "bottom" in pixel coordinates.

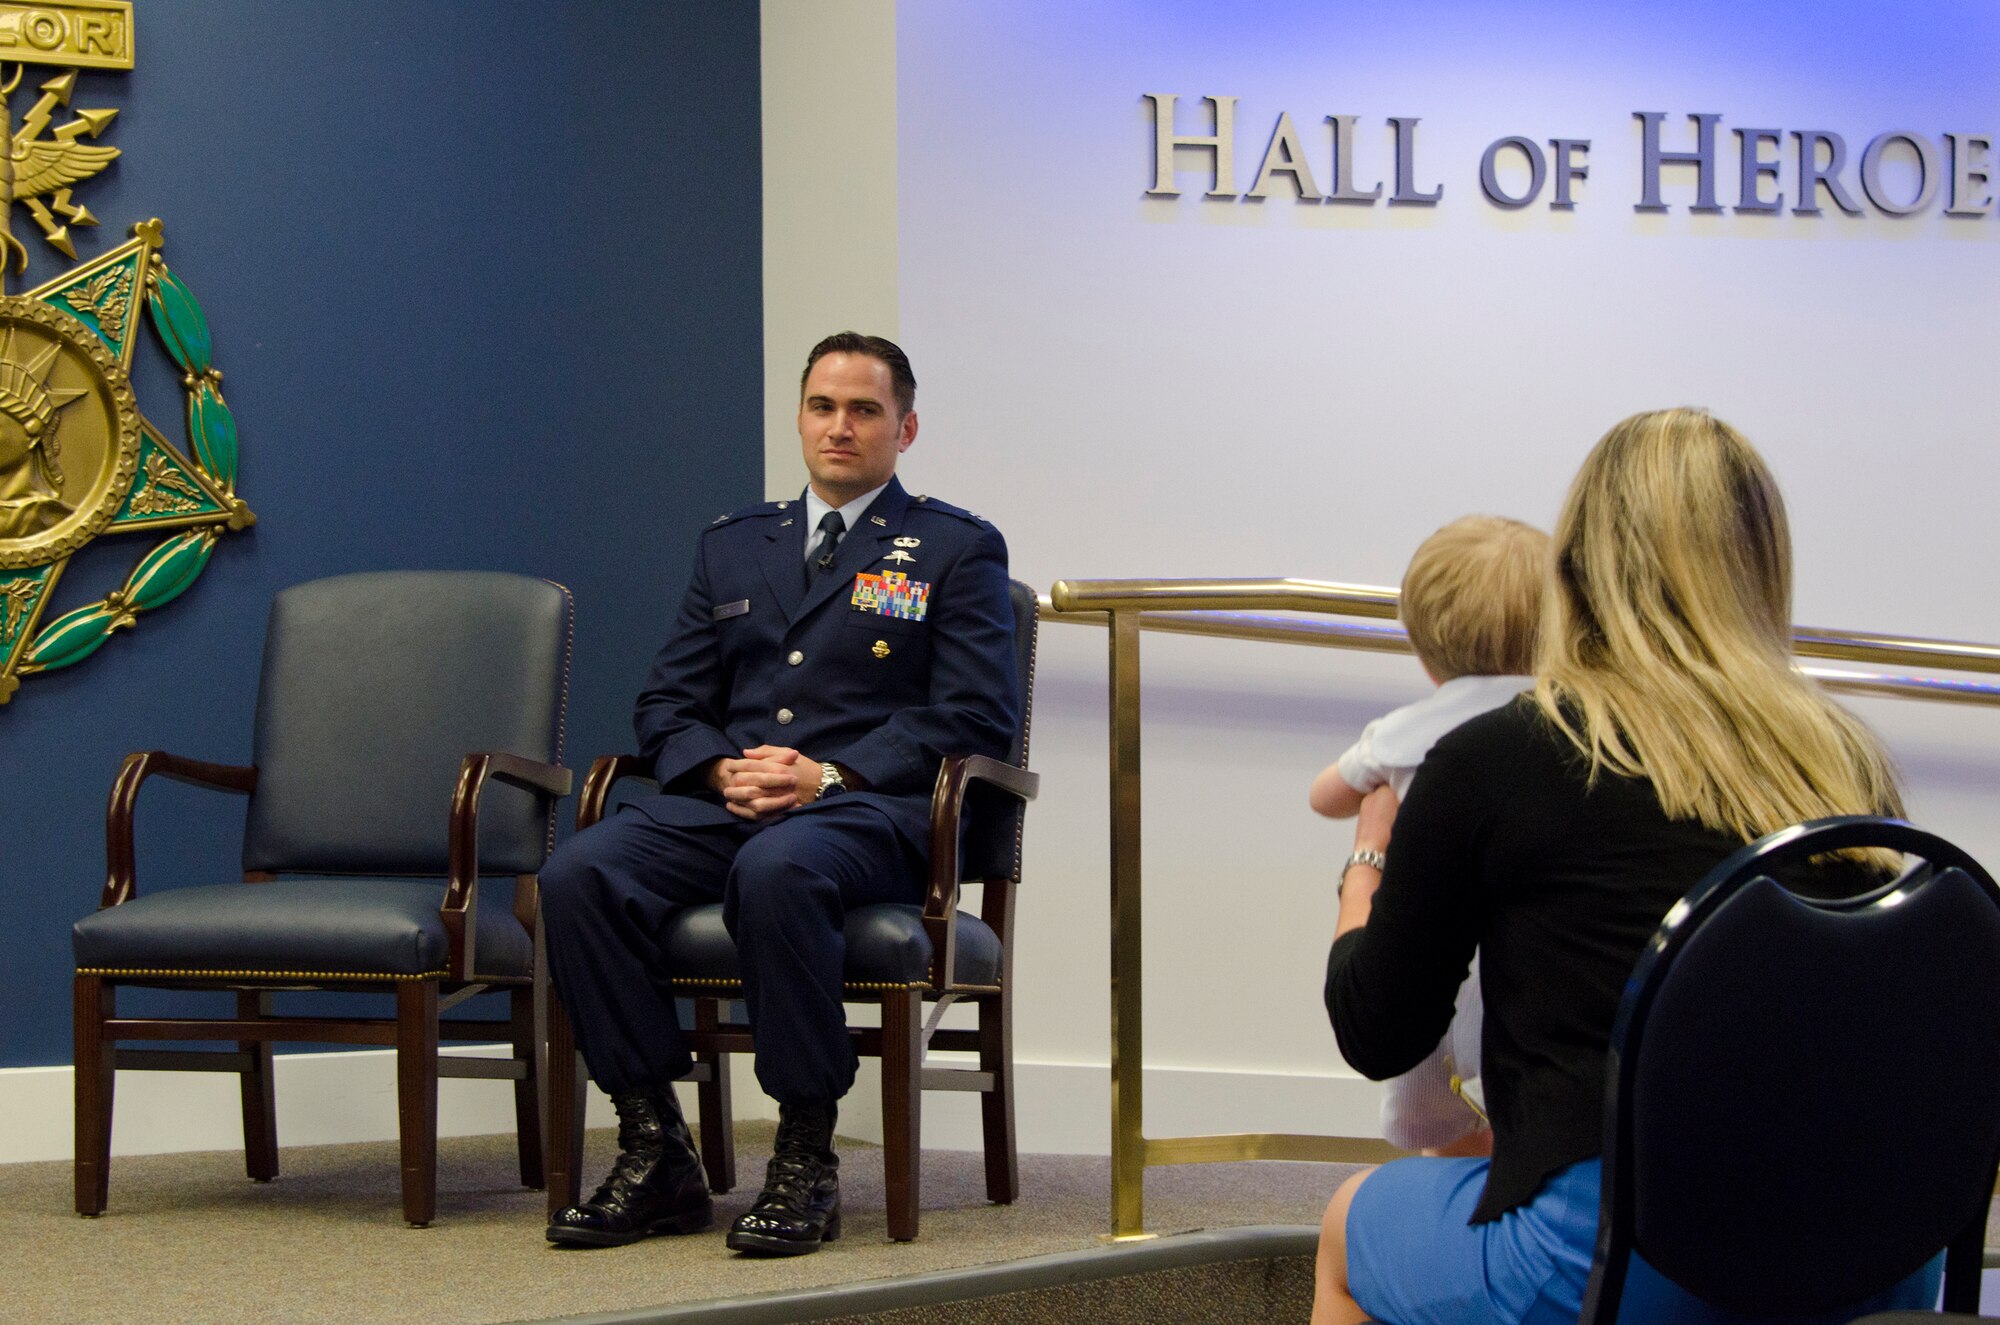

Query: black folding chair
[{"left": 1580, "top": 816, "right": 2000, "bottom": 1322}]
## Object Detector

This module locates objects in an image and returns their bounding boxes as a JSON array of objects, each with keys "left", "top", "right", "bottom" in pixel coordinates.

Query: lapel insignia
[
  {"left": 869, "top": 514, "right": 888, "bottom": 526},
  {"left": 779, "top": 518, "right": 794, "bottom": 527},
  {"left": 851, "top": 570, "right": 931, "bottom": 621},
  {"left": 893, "top": 536, "right": 920, "bottom": 548}
]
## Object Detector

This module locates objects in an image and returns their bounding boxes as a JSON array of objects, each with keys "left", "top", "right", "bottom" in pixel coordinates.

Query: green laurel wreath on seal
[{"left": 10, "top": 240, "right": 250, "bottom": 683}]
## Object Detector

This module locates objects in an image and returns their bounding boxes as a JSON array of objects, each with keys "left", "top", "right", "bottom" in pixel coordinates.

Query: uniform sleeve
[
  {"left": 633, "top": 532, "right": 741, "bottom": 789},
  {"left": 830, "top": 522, "right": 1019, "bottom": 794},
  {"left": 1323, "top": 717, "right": 1504, "bottom": 1080}
]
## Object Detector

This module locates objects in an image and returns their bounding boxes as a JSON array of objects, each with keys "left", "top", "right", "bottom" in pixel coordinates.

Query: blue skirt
[{"left": 1346, "top": 1156, "right": 1944, "bottom": 1325}]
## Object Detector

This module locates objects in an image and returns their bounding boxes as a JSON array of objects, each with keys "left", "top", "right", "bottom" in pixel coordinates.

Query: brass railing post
[{"left": 1107, "top": 608, "right": 1150, "bottom": 1239}]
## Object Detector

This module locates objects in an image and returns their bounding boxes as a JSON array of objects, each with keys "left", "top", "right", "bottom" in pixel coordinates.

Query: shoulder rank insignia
[
  {"left": 905, "top": 494, "right": 985, "bottom": 527},
  {"left": 851, "top": 569, "right": 929, "bottom": 622},
  {"left": 709, "top": 499, "right": 789, "bottom": 529}
]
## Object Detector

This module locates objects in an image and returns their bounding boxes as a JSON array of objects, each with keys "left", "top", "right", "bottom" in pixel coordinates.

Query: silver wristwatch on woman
[{"left": 1338, "top": 847, "right": 1387, "bottom": 897}]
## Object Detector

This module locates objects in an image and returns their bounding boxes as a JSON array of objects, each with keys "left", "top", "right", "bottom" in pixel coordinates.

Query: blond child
[{"left": 1310, "top": 515, "right": 1549, "bottom": 1155}]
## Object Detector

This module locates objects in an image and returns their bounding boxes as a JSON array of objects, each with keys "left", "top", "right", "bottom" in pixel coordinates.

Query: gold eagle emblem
[{"left": 0, "top": 68, "right": 119, "bottom": 270}]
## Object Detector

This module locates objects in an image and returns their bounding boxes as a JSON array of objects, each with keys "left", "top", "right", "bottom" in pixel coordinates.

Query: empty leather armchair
[{"left": 72, "top": 570, "right": 573, "bottom": 1226}]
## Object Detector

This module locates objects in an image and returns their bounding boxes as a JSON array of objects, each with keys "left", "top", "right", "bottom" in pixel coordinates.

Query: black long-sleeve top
[{"left": 1324, "top": 698, "right": 1873, "bottom": 1223}]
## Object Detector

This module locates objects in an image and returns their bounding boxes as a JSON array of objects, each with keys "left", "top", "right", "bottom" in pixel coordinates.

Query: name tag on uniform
[
  {"left": 712, "top": 599, "right": 750, "bottom": 620},
  {"left": 851, "top": 570, "right": 930, "bottom": 621}
]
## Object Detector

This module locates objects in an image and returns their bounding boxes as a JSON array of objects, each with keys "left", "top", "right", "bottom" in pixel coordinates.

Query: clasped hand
[{"left": 709, "top": 745, "right": 824, "bottom": 821}]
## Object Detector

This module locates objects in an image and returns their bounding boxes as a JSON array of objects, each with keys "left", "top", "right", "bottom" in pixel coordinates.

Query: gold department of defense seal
[{"left": 0, "top": 293, "right": 139, "bottom": 568}]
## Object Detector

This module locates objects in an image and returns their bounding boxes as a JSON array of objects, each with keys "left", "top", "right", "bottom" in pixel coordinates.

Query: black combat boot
[
  {"left": 725, "top": 1101, "right": 840, "bottom": 1256},
  {"left": 546, "top": 1086, "right": 712, "bottom": 1247}
]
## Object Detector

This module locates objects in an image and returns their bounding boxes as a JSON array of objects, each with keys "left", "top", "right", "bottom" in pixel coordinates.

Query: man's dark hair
[{"left": 800, "top": 332, "right": 917, "bottom": 418}]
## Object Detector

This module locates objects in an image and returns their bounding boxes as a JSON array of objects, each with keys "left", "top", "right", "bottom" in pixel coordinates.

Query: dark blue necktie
[{"left": 807, "top": 510, "right": 845, "bottom": 587}]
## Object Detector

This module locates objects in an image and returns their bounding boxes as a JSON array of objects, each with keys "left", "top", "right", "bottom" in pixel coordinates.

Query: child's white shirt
[
  {"left": 1332, "top": 673, "right": 1531, "bottom": 1151},
  {"left": 1336, "top": 674, "right": 1535, "bottom": 802}
]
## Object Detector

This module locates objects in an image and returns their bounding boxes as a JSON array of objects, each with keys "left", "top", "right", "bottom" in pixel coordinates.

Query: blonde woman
[{"left": 1313, "top": 410, "right": 1938, "bottom": 1325}]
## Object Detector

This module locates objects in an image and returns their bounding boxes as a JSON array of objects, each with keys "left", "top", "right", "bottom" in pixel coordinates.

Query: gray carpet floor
[{"left": 5, "top": 1124, "right": 1364, "bottom": 1325}]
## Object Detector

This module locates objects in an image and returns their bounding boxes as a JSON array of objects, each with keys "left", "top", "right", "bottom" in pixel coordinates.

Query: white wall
[
  {"left": 761, "top": 0, "right": 901, "bottom": 499},
  {"left": 768, "top": 0, "right": 2000, "bottom": 1153}
]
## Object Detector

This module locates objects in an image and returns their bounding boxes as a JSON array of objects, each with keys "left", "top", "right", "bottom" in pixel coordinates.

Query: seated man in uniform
[{"left": 542, "top": 332, "right": 1019, "bottom": 1256}]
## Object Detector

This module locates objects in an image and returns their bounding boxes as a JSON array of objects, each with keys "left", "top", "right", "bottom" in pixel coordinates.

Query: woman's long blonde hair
[{"left": 1534, "top": 408, "right": 1903, "bottom": 839}]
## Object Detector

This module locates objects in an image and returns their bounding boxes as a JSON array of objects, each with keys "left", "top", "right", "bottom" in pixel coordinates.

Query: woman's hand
[
  {"left": 1308, "top": 763, "right": 1367, "bottom": 819},
  {"left": 1335, "top": 785, "right": 1400, "bottom": 939},
  {"left": 1355, "top": 784, "right": 1398, "bottom": 855}
]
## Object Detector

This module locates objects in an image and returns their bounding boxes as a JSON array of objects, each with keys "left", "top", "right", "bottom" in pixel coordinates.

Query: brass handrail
[
  {"left": 1041, "top": 600, "right": 2000, "bottom": 709},
  {"left": 1041, "top": 577, "right": 2000, "bottom": 1239},
  {"left": 1050, "top": 577, "right": 2000, "bottom": 677}
]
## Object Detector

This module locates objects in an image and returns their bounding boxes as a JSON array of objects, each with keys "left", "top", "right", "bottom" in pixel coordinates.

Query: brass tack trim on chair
[
  {"left": 1013, "top": 597, "right": 1040, "bottom": 880},
  {"left": 77, "top": 966, "right": 447, "bottom": 981},
  {"left": 669, "top": 976, "right": 940, "bottom": 993},
  {"left": 541, "top": 578, "right": 576, "bottom": 859}
]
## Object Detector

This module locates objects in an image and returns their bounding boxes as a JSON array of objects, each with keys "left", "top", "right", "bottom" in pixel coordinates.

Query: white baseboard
[
  {"left": 1, "top": 1051, "right": 1380, "bottom": 1164},
  {"left": 837, "top": 1057, "right": 1387, "bottom": 1154}
]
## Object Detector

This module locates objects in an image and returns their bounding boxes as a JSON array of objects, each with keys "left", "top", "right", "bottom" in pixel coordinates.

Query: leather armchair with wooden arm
[{"left": 547, "top": 578, "right": 1041, "bottom": 1242}]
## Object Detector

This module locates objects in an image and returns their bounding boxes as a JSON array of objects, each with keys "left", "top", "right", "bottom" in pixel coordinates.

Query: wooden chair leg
[
  {"left": 882, "top": 987, "right": 923, "bottom": 1242},
  {"left": 236, "top": 991, "right": 279, "bottom": 1182},
  {"left": 693, "top": 997, "right": 735, "bottom": 1193},
  {"left": 73, "top": 974, "right": 115, "bottom": 1216},
  {"left": 395, "top": 981, "right": 440, "bottom": 1226},
  {"left": 545, "top": 978, "right": 586, "bottom": 1217},
  {"left": 977, "top": 986, "right": 1018, "bottom": 1204},
  {"left": 511, "top": 982, "right": 545, "bottom": 1190}
]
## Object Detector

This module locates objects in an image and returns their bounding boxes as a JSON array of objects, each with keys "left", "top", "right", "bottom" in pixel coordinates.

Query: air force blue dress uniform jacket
[
  {"left": 539, "top": 475, "right": 1019, "bottom": 1104},
  {"left": 631, "top": 475, "right": 1018, "bottom": 839}
]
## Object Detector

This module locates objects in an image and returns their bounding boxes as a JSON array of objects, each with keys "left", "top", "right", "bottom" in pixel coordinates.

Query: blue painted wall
[{"left": 0, "top": 0, "right": 763, "bottom": 1067}]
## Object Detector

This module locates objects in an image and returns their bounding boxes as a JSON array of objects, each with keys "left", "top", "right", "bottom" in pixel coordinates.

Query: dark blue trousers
[{"left": 539, "top": 798, "right": 925, "bottom": 1104}]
